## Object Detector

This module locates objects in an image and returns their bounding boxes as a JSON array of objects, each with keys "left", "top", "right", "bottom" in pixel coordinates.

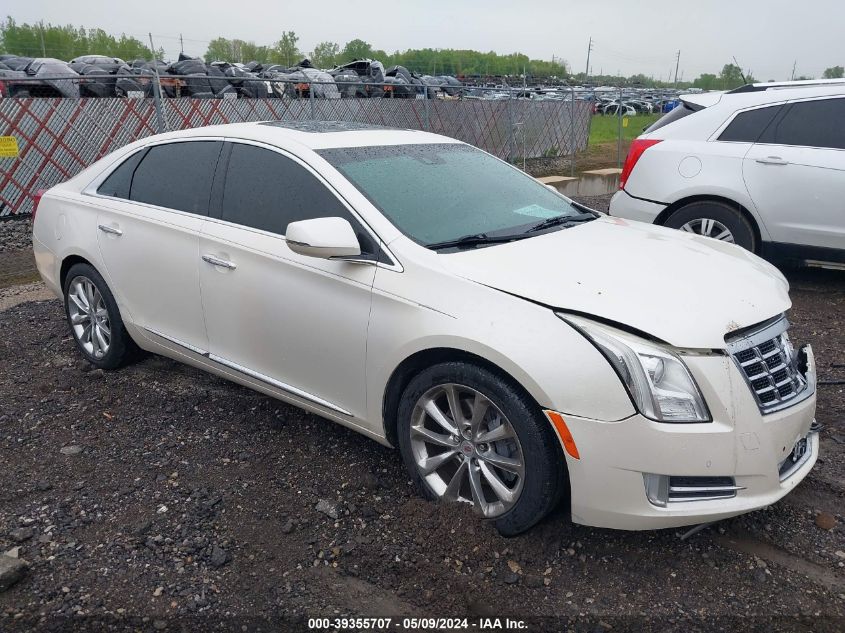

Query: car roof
[
  {"left": 681, "top": 81, "right": 845, "bottom": 110},
  {"left": 145, "top": 121, "right": 460, "bottom": 150}
]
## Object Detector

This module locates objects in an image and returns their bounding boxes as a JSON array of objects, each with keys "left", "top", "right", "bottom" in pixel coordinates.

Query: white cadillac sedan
[{"left": 32, "top": 121, "right": 818, "bottom": 534}]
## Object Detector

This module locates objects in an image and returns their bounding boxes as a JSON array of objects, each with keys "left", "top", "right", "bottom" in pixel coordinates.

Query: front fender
[{"left": 365, "top": 271, "right": 636, "bottom": 440}]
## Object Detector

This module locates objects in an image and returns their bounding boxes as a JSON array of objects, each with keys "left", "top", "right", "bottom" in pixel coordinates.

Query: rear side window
[
  {"left": 758, "top": 98, "right": 845, "bottom": 150},
  {"left": 129, "top": 141, "right": 222, "bottom": 215},
  {"left": 219, "top": 143, "right": 376, "bottom": 253},
  {"left": 97, "top": 150, "right": 146, "bottom": 199},
  {"left": 718, "top": 105, "right": 783, "bottom": 142},
  {"left": 644, "top": 102, "right": 697, "bottom": 133}
]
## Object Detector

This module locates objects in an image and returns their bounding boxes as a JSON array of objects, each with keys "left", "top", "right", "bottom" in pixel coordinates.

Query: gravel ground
[
  {"left": 0, "top": 218, "right": 32, "bottom": 254},
  {"left": 572, "top": 193, "right": 613, "bottom": 214},
  {"left": 0, "top": 245, "right": 843, "bottom": 632}
]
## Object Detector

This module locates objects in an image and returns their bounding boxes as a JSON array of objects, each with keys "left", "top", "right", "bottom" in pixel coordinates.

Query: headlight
[{"left": 559, "top": 314, "right": 710, "bottom": 423}]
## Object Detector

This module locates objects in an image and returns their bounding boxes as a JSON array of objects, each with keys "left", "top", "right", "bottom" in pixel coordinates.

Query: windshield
[{"left": 318, "top": 143, "right": 585, "bottom": 247}]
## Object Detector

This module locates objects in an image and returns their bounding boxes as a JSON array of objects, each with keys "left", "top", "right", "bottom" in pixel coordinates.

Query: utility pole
[
  {"left": 39, "top": 22, "right": 46, "bottom": 57},
  {"left": 791, "top": 60, "right": 797, "bottom": 80},
  {"left": 585, "top": 37, "right": 593, "bottom": 80},
  {"left": 179, "top": 33, "right": 184, "bottom": 55},
  {"left": 673, "top": 50, "right": 681, "bottom": 86}
]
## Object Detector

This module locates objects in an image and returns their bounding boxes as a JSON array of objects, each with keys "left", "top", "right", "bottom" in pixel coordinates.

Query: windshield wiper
[
  {"left": 426, "top": 232, "right": 527, "bottom": 251},
  {"left": 524, "top": 211, "right": 597, "bottom": 234}
]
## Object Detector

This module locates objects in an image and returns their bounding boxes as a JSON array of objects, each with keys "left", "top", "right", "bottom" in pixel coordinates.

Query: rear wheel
[
  {"left": 63, "top": 263, "right": 137, "bottom": 369},
  {"left": 397, "top": 362, "right": 568, "bottom": 536},
  {"left": 665, "top": 200, "right": 756, "bottom": 251}
]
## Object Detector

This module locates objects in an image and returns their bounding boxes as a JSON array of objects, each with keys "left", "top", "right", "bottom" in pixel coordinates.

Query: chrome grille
[{"left": 727, "top": 317, "right": 810, "bottom": 413}]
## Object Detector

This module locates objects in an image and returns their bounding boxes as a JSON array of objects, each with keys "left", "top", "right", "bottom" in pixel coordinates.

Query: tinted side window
[
  {"left": 97, "top": 150, "right": 146, "bottom": 199},
  {"left": 718, "top": 105, "right": 782, "bottom": 142},
  {"left": 129, "top": 141, "right": 222, "bottom": 214},
  {"left": 221, "top": 143, "right": 376, "bottom": 253},
  {"left": 759, "top": 98, "right": 845, "bottom": 150}
]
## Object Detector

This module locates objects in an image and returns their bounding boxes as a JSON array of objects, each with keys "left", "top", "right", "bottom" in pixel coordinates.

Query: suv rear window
[
  {"left": 758, "top": 98, "right": 845, "bottom": 150},
  {"left": 644, "top": 102, "right": 698, "bottom": 133},
  {"left": 718, "top": 105, "right": 783, "bottom": 142}
]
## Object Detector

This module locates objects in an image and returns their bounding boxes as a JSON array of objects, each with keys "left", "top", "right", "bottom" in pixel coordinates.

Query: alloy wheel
[
  {"left": 67, "top": 276, "right": 111, "bottom": 359},
  {"left": 679, "top": 218, "right": 735, "bottom": 243},
  {"left": 409, "top": 383, "right": 525, "bottom": 518}
]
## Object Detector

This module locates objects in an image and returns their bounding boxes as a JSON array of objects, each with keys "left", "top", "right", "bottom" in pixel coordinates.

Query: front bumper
[
  {"left": 559, "top": 348, "right": 818, "bottom": 530},
  {"left": 608, "top": 189, "right": 667, "bottom": 223}
]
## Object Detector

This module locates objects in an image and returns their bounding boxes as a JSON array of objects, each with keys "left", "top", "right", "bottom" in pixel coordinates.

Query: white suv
[
  {"left": 33, "top": 122, "right": 817, "bottom": 533},
  {"left": 609, "top": 80, "right": 845, "bottom": 268}
]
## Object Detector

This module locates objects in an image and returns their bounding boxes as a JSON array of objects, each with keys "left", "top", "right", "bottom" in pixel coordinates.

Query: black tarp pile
[{"left": 0, "top": 53, "right": 467, "bottom": 100}]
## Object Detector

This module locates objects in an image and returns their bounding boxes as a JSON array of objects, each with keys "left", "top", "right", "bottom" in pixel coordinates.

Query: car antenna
[{"left": 732, "top": 56, "right": 748, "bottom": 84}]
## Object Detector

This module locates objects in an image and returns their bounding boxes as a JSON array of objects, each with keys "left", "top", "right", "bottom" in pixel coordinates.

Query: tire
[
  {"left": 665, "top": 200, "right": 756, "bottom": 251},
  {"left": 63, "top": 263, "right": 138, "bottom": 370},
  {"left": 397, "top": 362, "right": 568, "bottom": 536}
]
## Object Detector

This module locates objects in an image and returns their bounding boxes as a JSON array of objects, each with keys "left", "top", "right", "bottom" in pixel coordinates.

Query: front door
[{"left": 199, "top": 141, "right": 379, "bottom": 420}]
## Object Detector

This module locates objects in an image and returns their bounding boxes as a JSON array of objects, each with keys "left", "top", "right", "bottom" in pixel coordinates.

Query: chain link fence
[{"left": 0, "top": 76, "right": 594, "bottom": 217}]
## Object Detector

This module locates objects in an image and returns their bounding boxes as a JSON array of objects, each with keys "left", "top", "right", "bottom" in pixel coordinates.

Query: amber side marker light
[{"left": 544, "top": 410, "right": 581, "bottom": 460}]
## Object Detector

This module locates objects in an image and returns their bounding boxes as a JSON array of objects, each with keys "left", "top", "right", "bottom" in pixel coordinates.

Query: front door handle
[
  {"left": 98, "top": 224, "right": 123, "bottom": 236},
  {"left": 202, "top": 254, "right": 237, "bottom": 270},
  {"left": 755, "top": 156, "right": 789, "bottom": 165}
]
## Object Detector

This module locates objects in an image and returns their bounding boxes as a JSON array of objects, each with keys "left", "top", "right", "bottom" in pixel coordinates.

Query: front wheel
[
  {"left": 397, "top": 362, "right": 568, "bottom": 536},
  {"left": 665, "top": 200, "right": 756, "bottom": 252}
]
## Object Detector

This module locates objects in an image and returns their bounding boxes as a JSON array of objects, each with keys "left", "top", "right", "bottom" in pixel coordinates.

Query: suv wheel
[
  {"left": 397, "top": 362, "right": 568, "bottom": 536},
  {"left": 63, "top": 263, "right": 137, "bottom": 369},
  {"left": 665, "top": 200, "right": 756, "bottom": 251}
]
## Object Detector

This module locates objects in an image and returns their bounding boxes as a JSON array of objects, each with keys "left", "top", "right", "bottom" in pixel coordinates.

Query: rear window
[
  {"left": 129, "top": 141, "right": 222, "bottom": 215},
  {"left": 758, "top": 98, "right": 845, "bottom": 150},
  {"left": 97, "top": 150, "right": 146, "bottom": 199},
  {"left": 718, "top": 105, "right": 783, "bottom": 142},
  {"left": 644, "top": 102, "right": 698, "bottom": 133}
]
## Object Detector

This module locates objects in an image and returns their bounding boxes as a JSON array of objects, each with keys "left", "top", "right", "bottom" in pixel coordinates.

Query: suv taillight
[
  {"left": 32, "top": 189, "right": 47, "bottom": 223},
  {"left": 619, "top": 139, "right": 662, "bottom": 190}
]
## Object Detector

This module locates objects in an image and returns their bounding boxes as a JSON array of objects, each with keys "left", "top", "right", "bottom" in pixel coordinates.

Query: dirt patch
[{"left": 0, "top": 264, "right": 842, "bottom": 631}]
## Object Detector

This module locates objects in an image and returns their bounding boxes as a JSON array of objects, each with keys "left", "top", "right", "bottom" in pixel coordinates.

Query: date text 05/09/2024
[{"left": 307, "top": 617, "right": 528, "bottom": 630}]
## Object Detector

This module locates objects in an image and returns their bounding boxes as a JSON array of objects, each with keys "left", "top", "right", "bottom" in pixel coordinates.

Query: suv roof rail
[{"left": 729, "top": 78, "right": 845, "bottom": 93}]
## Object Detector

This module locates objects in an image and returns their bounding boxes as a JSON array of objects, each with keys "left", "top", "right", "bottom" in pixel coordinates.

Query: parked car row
[{"left": 0, "top": 53, "right": 472, "bottom": 100}]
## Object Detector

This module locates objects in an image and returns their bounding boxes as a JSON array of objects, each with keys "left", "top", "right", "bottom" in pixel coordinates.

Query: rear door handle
[
  {"left": 97, "top": 224, "right": 123, "bottom": 236},
  {"left": 755, "top": 156, "right": 789, "bottom": 165},
  {"left": 202, "top": 254, "right": 237, "bottom": 270}
]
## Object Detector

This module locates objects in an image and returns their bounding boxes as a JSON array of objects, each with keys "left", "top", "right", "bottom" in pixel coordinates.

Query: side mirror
[{"left": 285, "top": 217, "right": 361, "bottom": 259}]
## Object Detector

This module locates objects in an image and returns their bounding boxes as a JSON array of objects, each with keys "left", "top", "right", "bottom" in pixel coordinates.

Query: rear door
[
  {"left": 742, "top": 96, "right": 845, "bottom": 251},
  {"left": 94, "top": 139, "right": 223, "bottom": 353},
  {"left": 198, "top": 141, "right": 380, "bottom": 420}
]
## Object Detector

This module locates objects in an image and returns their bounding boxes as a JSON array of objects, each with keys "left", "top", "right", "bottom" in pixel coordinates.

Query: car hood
[{"left": 439, "top": 217, "right": 790, "bottom": 349}]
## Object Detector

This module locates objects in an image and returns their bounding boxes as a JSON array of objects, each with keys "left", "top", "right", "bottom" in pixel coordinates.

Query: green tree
[
  {"left": 272, "top": 31, "right": 300, "bottom": 67},
  {"left": 0, "top": 17, "right": 152, "bottom": 60},
  {"left": 822, "top": 65, "right": 844, "bottom": 79},
  {"left": 340, "top": 38, "right": 374, "bottom": 62},
  {"left": 692, "top": 73, "right": 718, "bottom": 90},
  {"left": 311, "top": 41, "right": 339, "bottom": 68},
  {"left": 719, "top": 63, "right": 749, "bottom": 89}
]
